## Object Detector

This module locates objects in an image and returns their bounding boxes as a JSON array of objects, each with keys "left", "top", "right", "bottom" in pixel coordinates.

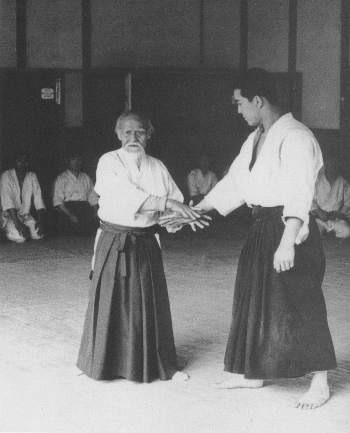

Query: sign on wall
[{"left": 41, "top": 88, "right": 54, "bottom": 99}]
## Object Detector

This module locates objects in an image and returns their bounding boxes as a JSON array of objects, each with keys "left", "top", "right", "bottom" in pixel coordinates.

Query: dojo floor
[{"left": 0, "top": 216, "right": 350, "bottom": 433}]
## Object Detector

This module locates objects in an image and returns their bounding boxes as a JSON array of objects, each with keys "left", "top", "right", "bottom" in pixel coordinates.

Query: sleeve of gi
[
  {"left": 32, "top": 174, "right": 45, "bottom": 210},
  {"left": 280, "top": 130, "right": 320, "bottom": 223},
  {"left": 204, "top": 155, "right": 246, "bottom": 216},
  {"left": 138, "top": 160, "right": 184, "bottom": 214}
]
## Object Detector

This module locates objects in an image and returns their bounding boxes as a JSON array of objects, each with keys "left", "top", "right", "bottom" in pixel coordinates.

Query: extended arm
[
  {"left": 159, "top": 198, "right": 213, "bottom": 230},
  {"left": 139, "top": 195, "right": 200, "bottom": 219},
  {"left": 96, "top": 154, "right": 200, "bottom": 224}
]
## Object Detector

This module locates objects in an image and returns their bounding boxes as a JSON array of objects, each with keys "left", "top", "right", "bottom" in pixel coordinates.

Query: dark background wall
[{"left": 0, "top": 0, "right": 348, "bottom": 193}]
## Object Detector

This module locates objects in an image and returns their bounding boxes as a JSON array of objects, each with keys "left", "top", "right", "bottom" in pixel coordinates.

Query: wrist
[
  {"left": 158, "top": 196, "right": 167, "bottom": 212},
  {"left": 165, "top": 198, "right": 173, "bottom": 210},
  {"left": 279, "top": 238, "right": 295, "bottom": 248}
]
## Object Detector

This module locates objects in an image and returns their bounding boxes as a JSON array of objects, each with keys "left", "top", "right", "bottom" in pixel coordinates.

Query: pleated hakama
[
  {"left": 77, "top": 221, "right": 178, "bottom": 383},
  {"left": 224, "top": 206, "right": 337, "bottom": 379}
]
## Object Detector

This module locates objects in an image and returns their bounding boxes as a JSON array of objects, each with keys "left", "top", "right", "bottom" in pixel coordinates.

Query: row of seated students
[
  {"left": 1, "top": 150, "right": 350, "bottom": 243},
  {"left": 0, "top": 151, "right": 99, "bottom": 243}
]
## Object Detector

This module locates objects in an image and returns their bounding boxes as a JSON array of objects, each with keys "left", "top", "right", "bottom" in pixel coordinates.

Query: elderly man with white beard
[{"left": 77, "top": 110, "right": 208, "bottom": 384}]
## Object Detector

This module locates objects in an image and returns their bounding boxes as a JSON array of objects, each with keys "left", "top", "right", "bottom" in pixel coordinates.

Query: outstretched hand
[
  {"left": 166, "top": 199, "right": 201, "bottom": 220},
  {"left": 159, "top": 213, "right": 212, "bottom": 230},
  {"left": 160, "top": 199, "right": 212, "bottom": 232}
]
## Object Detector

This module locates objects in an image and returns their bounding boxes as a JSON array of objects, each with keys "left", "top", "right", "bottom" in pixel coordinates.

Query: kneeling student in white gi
[
  {"left": 0, "top": 152, "right": 45, "bottom": 243},
  {"left": 311, "top": 155, "right": 350, "bottom": 239}
]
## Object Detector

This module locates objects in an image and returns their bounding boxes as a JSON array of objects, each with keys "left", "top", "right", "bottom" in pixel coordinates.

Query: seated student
[
  {"left": 186, "top": 154, "right": 218, "bottom": 205},
  {"left": 53, "top": 152, "right": 99, "bottom": 236},
  {"left": 311, "top": 155, "right": 350, "bottom": 239},
  {"left": 0, "top": 152, "right": 45, "bottom": 243}
]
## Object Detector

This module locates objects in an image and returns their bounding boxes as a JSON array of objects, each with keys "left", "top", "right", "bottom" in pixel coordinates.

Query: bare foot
[
  {"left": 172, "top": 371, "right": 189, "bottom": 382},
  {"left": 294, "top": 371, "right": 330, "bottom": 410},
  {"left": 294, "top": 386, "right": 330, "bottom": 410},
  {"left": 213, "top": 374, "right": 264, "bottom": 389}
]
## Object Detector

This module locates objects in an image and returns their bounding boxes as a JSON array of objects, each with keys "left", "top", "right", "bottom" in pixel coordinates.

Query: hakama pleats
[
  {"left": 77, "top": 222, "right": 178, "bottom": 383},
  {"left": 224, "top": 206, "right": 337, "bottom": 379}
]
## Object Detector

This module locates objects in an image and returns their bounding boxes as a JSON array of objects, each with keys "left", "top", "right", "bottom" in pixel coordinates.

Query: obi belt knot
[{"left": 92, "top": 221, "right": 159, "bottom": 282}]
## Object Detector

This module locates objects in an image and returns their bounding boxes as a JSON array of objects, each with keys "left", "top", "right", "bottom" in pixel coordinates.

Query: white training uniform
[
  {"left": 0, "top": 169, "right": 45, "bottom": 243},
  {"left": 205, "top": 113, "right": 323, "bottom": 244},
  {"left": 311, "top": 168, "right": 350, "bottom": 238},
  {"left": 186, "top": 168, "right": 218, "bottom": 197},
  {"left": 53, "top": 169, "right": 99, "bottom": 207},
  {"left": 91, "top": 148, "right": 183, "bottom": 268}
]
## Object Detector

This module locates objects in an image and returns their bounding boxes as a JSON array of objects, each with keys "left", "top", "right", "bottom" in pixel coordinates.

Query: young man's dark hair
[{"left": 234, "top": 68, "right": 278, "bottom": 105}]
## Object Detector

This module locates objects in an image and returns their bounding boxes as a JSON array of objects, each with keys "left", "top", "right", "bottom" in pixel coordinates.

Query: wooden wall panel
[
  {"left": 84, "top": 73, "right": 126, "bottom": 155},
  {"left": 248, "top": 0, "right": 289, "bottom": 72},
  {"left": 202, "top": 0, "right": 240, "bottom": 68},
  {"left": 297, "top": 0, "right": 341, "bottom": 128},
  {"left": 27, "top": 0, "right": 82, "bottom": 68},
  {"left": 0, "top": 0, "right": 16, "bottom": 67},
  {"left": 91, "top": 0, "right": 200, "bottom": 67},
  {"left": 65, "top": 72, "right": 83, "bottom": 127}
]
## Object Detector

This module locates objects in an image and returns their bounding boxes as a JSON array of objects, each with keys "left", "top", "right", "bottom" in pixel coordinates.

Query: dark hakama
[
  {"left": 224, "top": 206, "right": 337, "bottom": 379},
  {"left": 77, "top": 221, "right": 178, "bottom": 383}
]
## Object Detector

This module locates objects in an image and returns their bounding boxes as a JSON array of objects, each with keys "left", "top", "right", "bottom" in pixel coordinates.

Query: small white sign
[{"left": 41, "top": 88, "right": 54, "bottom": 100}]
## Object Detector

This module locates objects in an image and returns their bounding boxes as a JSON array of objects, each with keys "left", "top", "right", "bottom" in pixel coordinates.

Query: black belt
[{"left": 251, "top": 205, "right": 284, "bottom": 221}]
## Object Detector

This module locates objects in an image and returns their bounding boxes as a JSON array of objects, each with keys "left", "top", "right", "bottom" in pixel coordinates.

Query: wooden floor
[{"left": 0, "top": 218, "right": 349, "bottom": 433}]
